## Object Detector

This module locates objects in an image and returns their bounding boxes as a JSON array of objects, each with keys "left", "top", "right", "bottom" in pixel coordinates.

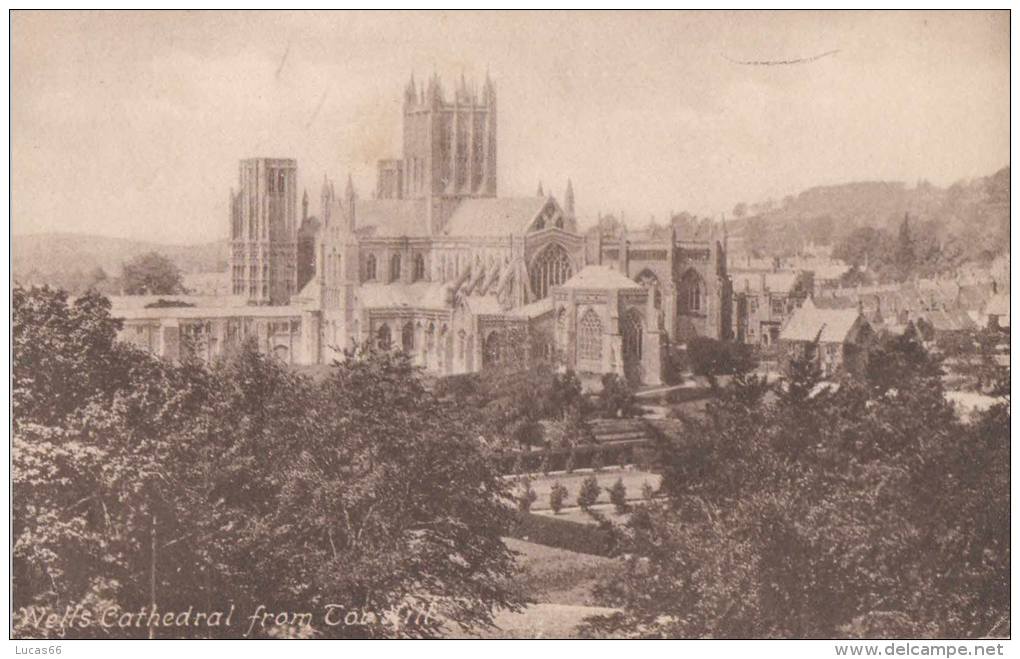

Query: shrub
[
  {"left": 538, "top": 454, "right": 551, "bottom": 475},
  {"left": 564, "top": 450, "right": 576, "bottom": 474},
  {"left": 591, "top": 448, "right": 603, "bottom": 472},
  {"left": 516, "top": 479, "right": 538, "bottom": 513},
  {"left": 508, "top": 511, "right": 616, "bottom": 557},
  {"left": 607, "top": 478, "right": 629, "bottom": 514},
  {"left": 641, "top": 481, "right": 655, "bottom": 501},
  {"left": 550, "top": 482, "right": 568, "bottom": 514},
  {"left": 597, "top": 373, "right": 641, "bottom": 418},
  {"left": 687, "top": 337, "right": 757, "bottom": 376},
  {"left": 577, "top": 475, "right": 601, "bottom": 511}
]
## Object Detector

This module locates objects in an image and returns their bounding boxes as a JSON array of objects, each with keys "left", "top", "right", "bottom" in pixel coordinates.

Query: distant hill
[
  {"left": 727, "top": 167, "right": 1010, "bottom": 262},
  {"left": 13, "top": 232, "right": 228, "bottom": 291}
]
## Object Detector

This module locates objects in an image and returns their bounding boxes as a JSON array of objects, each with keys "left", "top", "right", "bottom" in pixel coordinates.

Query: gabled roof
[
  {"left": 354, "top": 199, "right": 429, "bottom": 238},
  {"left": 560, "top": 265, "right": 643, "bottom": 291},
  {"left": 780, "top": 299, "right": 864, "bottom": 344},
  {"left": 443, "top": 197, "right": 554, "bottom": 237}
]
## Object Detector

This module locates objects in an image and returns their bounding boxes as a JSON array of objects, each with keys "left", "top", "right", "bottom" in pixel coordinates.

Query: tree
[
  {"left": 607, "top": 478, "right": 628, "bottom": 514},
  {"left": 550, "top": 483, "right": 568, "bottom": 515},
  {"left": 597, "top": 373, "right": 640, "bottom": 418},
  {"left": 577, "top": 475, "right": 601, "bottom": 512},
  {"left": 13, "top": 287, "right": 523, "bottom": 638},
  {"left": 121, "top": 251, "right": 183, "bottom": 295},
  {"left": 583, "top": 340, "right": 1007, "bottom": 638},
  {"left": 687, "top": 337, "right": 756, "bottom": 376}
]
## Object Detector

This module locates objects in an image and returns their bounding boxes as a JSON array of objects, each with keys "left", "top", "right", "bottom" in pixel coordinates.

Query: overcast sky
[{"left": 11, "top": 10, "right": 1009, "bottom": 244}]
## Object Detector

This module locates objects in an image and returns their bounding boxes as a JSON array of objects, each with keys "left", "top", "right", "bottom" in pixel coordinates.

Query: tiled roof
[
  {"left": 780, "top": 299, "right": 863, "bottom": 344},
  {"left": 443, "top": 197, "right": 549, "bottom": 237},
  {"left": 560, "top": 265, "right": 643, "bottom": 291}
]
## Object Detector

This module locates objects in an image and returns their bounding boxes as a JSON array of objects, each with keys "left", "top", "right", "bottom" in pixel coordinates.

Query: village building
[{"left": 778, "top": 298, "right": 873, "bottom": 378}]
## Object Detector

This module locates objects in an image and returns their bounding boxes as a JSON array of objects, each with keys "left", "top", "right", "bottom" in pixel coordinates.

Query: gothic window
[
  {"left": 578, "top": 309, "right": 603, "bottom": 362},
  {"left": 623, "top": 310, "right": 643, "bottom": 360},
  {"left": 530, "top": 244, "right": 572, "bottom": 301},
  {"left": 390, "top": 253, "right": 401, "bottom": 282},
  {"left": 376, "top": 324, "right": 391, "bottom": 350},
  {"left": 458, "top": 330, "right": 467, "bottom": 362},
  {"left": 681, "top": 270, "right": 706, "bottom": 313},
  {"left": 365, "top": 254, "right": 377, "bottom": 281},
  {"left": 414, "top": 253, "right": 426, "bottom": 281},
  {"left": 401, "top": 322, "right": 415, "bottom": 353}
]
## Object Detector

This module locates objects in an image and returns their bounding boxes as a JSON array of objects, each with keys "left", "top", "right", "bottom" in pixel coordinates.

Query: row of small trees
[{"left": 516, "top": 477, "right": 656, "bottom": 515}]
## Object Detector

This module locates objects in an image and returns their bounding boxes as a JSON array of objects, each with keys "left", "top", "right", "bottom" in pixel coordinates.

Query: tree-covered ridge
[
  {"left": 13, "top": 286, "right": 522, "bottom": 639},
  {"left": 582, "top": 329, "right": 1009, "bottom": 638},
  {"left": 730, "top": 167, "right": 1009, "bottom": 268}
]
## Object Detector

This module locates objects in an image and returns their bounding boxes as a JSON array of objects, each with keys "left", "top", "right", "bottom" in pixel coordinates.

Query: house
[{"left": 778, "top": 298, "right": 873, "bottom": 378}]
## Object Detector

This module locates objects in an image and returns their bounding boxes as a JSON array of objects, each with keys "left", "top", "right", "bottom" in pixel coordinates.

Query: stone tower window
[
  {"left": 623, "top": 309, "right": 644, "bottom": 360},
  {"left": 578, "top": 309, "right": 603, "bottom": 362}
]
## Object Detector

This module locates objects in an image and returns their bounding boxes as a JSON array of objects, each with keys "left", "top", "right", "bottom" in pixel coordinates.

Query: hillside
[
  {"left": 13, "top": 232, "right": 228, "bottom": 289},
  {"left": 727, "top": 167, "right": 1010, "bottom": 262}
]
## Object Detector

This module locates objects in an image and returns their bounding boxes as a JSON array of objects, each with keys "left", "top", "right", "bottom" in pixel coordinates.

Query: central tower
[{"left": 376, "top": 73, "right": 497, "bottom": 201}]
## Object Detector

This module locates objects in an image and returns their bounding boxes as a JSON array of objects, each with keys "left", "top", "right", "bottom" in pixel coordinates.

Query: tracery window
[
  {"left": 623, "top": 310, "right": 643, "bottom": 360},
  {"left": 681, "top": 270, "right": 705, "bottom": 313},
  {"left": 365, "top": 254, "right": 377, "bottom": 281},
  {"left": 530, "top": 245, "right": 572, "bottom": 300},
  {"left": 414, "top": 254, "right": 426, "bottom": 281},
  {"left": 578, "top": 309, "right": 603, "bottom": 362}
]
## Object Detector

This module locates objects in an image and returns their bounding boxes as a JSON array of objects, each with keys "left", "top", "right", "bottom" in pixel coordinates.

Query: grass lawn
[
  {"left": 512, "top": 468, "right": 661, "bottom": 512},
  {"left": 447, "top": 537, "right": 620, "bottom": 638}
]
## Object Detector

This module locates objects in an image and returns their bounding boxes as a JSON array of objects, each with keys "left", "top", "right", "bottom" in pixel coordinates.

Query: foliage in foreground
[
  {"left": 13, "top": 286, "right": 522, "bottom": 638},
  {"left": 583, "top": 332, "right": 1009, "bottom": 639}
]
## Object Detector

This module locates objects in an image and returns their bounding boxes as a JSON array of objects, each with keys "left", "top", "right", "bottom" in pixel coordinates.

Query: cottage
[{"left": 778, "top": 298, "right": 873, "bottom": 378}]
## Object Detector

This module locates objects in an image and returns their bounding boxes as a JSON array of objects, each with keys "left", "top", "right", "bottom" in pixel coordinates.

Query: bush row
[{"left": 507, "top": 511, "right": 618, "bottom": 557}]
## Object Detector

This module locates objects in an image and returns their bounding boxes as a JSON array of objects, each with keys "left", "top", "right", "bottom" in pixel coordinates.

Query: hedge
[{"left": 507, "top": 511, "right": 618, "bottom": 557}]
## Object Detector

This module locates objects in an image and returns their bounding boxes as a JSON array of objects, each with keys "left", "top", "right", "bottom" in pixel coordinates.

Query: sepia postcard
[{"left": 7, "top": 8, "right": 1012, "bottom": 653}]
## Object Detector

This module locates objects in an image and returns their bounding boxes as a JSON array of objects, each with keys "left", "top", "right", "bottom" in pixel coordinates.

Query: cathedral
[{"left": 115, "top": 73, "right": 731, "bottom": 386}]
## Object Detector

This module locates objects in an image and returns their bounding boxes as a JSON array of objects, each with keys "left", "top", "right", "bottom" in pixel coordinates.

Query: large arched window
[
  {"left": 413, "top": 253, "right": 426, "bottom": 281},
  {"left": 578, "top": 309, "right": 603, "bottom": 362},
  {"left": 365, "top": 254, "right": 377, "bottom": 281},
  {"left": 681, "top": 270, "right": 706, "bottom": 313},
  {"left": 376, "top": 324, "right": 391, "bottom": 350},
  {"left": 401, "top": 321, "right": 414, "bottom": 353},
  {"left": 623, "top": 309, "right": 643, "bottom": 360},
  {"left": 390, "top": 254, "right": 402, "bottom": 282},
  {"left": 530, "top": 244, "right": 572, "bottom": 300}
]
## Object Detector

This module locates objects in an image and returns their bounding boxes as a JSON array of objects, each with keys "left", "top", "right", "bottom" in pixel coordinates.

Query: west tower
[{"left": 229, "top": 158, "right": 299, "bottom": 305}]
